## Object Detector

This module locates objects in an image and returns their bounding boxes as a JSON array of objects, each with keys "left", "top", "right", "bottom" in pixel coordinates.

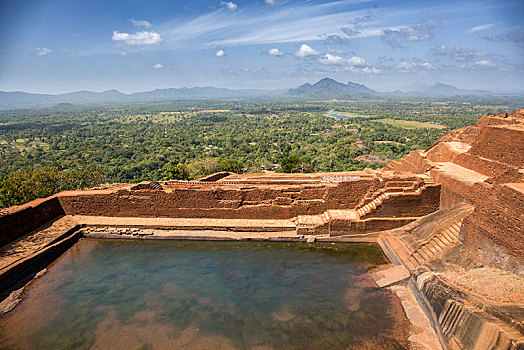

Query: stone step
[
  {"left": 448, "top": 225, "right": 460, "bottom": 238},
  {"left": 426, "top": 242, "right": 440, "bottom": 255},
  {"left": 433, "top": 236, "right": 447, "bottom": 249},
  {"left": 413, "top": 251, "right": 424, "bottom": 264},
  {"left": 438, "top": 232, "right": 451, "bottom": 245},
  {"left": 450, "top": 222, "right": 462, "bottom": 232},
  {"left": 408, "top": 256, "right": 420, "bottom": 269},
  {"left": 441, "top": 229, "right": 456, "bottom": 243},
  {"left": 418, "top": 246, "right": 433, "bottom": 260},
  {"left": 417, "top": 247, "right": 431, "bottom": 260}
]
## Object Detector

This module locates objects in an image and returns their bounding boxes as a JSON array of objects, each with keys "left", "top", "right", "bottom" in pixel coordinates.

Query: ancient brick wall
[
  {"left": 453, "top": 153, "right": 514, "bottom": 177},
  {"left": 328, "top": 218, "right": 416, "bottom": 236},
  {"left": 322, "top": 179, "right": 376, "bottom": 207},
  {"left": 363, "top": 185, "right": 441, "bottom": 218},
  {"left": 468, "top": 127, "right": 524, "bottom": 168},
  {"left": 460, "top": 184, "right": 523, "bottom": 273},
  {"left": 0, "top": 197, "right": 65, "bottom": 247},
  {"left": 57, "top": 180, "right": 375, "bottom": 220}
]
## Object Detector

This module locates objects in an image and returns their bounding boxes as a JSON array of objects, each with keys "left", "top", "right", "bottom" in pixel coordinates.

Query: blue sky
[{"left": 0, "top": 0, "right": 523, "bottom": 93}]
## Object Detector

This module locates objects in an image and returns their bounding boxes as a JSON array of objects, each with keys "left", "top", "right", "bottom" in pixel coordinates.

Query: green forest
[{"left": 1, "top": 97, "right": 522, "bottom": 207}]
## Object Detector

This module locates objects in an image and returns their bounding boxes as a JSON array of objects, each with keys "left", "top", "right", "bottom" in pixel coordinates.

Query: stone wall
[
  {"left": 414, "top": 272, "right": 524, "bottom": 350},
  {"left": 460, "top": 184, "right": 524, "bottom": 274},
  {"left": 469, "top": 126, "right": 524, "bottom": 168},
  {"left": 0, "top": 197, "right": 65, "bottom": 247},
  {"left": 57, "top": 180, "right": 376, "bottom": 220},
  {"left": 362, "top": 185, "right": 441, "bottom": 218}
]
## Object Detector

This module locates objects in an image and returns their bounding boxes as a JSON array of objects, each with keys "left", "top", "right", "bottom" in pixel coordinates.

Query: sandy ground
[{"left": 442, "top": 266, "right": 524, "bottom": 305}]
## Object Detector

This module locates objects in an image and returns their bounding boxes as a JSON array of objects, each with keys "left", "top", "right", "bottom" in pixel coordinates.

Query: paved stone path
[
  {"left": 0, "top": 216, "right": 79, "bottom": 271},
  {"left": 74, "top": 215, "right": 297, "bottom": 231},
  {"left": 434, "top": 162, "right": 489, "bottom": 184}
]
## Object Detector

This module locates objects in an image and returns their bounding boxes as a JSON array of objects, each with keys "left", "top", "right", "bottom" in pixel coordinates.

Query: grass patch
[{"left": 373, "top": 118, "right": 445, "bottom": 129}]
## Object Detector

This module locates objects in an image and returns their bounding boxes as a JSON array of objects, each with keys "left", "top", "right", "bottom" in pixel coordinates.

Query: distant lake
[{"left": 327, "top": 111, "right": 370, "bottom": 119}]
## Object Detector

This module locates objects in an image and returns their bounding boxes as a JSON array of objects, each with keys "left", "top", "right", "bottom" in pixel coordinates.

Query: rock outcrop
[{"left": 383, "top": 109, "right": 524, "bottom": 274}]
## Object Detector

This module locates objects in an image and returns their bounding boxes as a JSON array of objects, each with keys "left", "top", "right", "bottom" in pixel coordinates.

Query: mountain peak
[
  {"left": 316, "top": 77, "right": 339, "bottom": 84},
  {"left": 287, "top": 78, "right": 377, "bottom": 97}
]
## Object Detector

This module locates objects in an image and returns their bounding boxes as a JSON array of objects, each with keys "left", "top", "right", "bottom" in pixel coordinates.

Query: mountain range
[{"left": 0, "top": 78, "right": 514, "bottom": 110}]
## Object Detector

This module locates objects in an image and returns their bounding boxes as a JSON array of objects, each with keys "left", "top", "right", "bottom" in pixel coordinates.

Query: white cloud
[
  {"left": 112, "top": 31, "right": 163, "bottom": 45},
  {"left": 34, "top": 47, "right": 52, "bottom": 56},
  {"left": 476, "top": 59, "right": 491, "bottom": 66},
  {"left": 295, "top": 44, "right": 319, "bottom": 58},
  {"left": 397, "top": 62, "right": 415, "bottom": 71},
  {"left": 156, "top": 2, "right": 419, "bottom": 50},
  {"left": 130, "top": 19, "right": 152, "bottom": 28},
  {"left": 220, "top": 1, "right": 237, "bottom": 10},
  {"left": 430, "top": 45, "right": 489, "bottom": 62},
  {"left": 468, "top": 24, "right": 494, "bottom": 33},
  {"left": 153, "top": 63, "right": 164, "bottom": 69},
  {"left": 215, "top": 49, "right": 226, "bottom": 57},
  {"left": 396, "top": 61, "right": 435, "bottom": 72},
  {"left": 120, "top": 51, "right": 127, "bottom": 56},
  {"left": 382, "top": 20, "right": 441, "bottom": 48},
  {"left": 268, "top": 48, "right": 283, "bottom": 56},
  {"left": 347, "top": 56, "right": 366, "bottom": 66},
  {"left": 265, "top": 0, "right": 275, "bottom": 4},
  {"left": 319, "top": 53, "right": 345, "bottom": 65},
  {"left": 420, "top": 62, "right": 435, "bottom": 70},
  {"left": 362, "top": 66, "right": 381, "bottom": 74}
]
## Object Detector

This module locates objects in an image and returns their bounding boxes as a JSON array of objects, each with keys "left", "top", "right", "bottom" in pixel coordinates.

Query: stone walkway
[
  {"left": 74, "top": 215, "right": 297, "bottom": 231},
  {"left": 433, "top": 162, "right": 489, "bottom": 184},
  {"left": 82, "top": 227, "right": 305, "bottom": 241},
  {"left": 0, "top": 216, "right": 79, "bottom": 271}
]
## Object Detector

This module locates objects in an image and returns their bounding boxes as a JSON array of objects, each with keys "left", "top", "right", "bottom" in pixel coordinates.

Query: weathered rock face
[{"left": 384, "top": 110, "right": 524, "bottom": 274}]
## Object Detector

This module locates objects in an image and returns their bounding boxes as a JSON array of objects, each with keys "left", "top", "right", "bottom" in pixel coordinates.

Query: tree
[
  {"left": 280, "top": 155, "right": 314, "bottom": 173},
  {"left": 163, "top": 163, "right": 190, "bottom": 180},
  {"left": 0, "top": 164, "right": 106, "bottom": 208},
  {"left": 218, "top": 159, "right": 244, "bottom": 173}
]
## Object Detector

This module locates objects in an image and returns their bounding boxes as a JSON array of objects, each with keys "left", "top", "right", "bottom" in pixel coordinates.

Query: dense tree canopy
[{"left": 0, "top": 162, "right": 106, "bottom": 207}]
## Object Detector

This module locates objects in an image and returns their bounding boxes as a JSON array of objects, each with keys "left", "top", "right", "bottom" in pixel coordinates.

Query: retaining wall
[
  {"left": 0, "top": 197, "right": 65, "bottom": 247},
  {"left": 414, "top": 272, "right": 524, "bottom": 350}
]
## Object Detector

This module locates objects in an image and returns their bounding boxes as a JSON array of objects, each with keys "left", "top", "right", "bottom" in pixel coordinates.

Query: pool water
[{"left": 0, "top": 239, "right": 409, "bottom": 349}]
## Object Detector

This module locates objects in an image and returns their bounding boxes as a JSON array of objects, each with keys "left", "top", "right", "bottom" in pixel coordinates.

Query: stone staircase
[
  {"left": 356, "top": 192, "right": 390, "bottom": 218},
  {"left": 408, "top": 221, "right": 462, "bottom": 268},
  {"left": 295, "top": 209, "right": 358, "bottom": 234},
  {"left": 295, "top": 177, "right": 437, "bottom": 235},
  {"left": 149, "top": 181, "right": 163, "bottom": 190},
  {"left": 355, "top": 177, "right": 433, "bottom": 219}
]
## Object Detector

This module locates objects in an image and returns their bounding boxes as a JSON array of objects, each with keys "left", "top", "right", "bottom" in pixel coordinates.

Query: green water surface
[{"left": 0, "top": 239, "right": 408, "bottom": 350}]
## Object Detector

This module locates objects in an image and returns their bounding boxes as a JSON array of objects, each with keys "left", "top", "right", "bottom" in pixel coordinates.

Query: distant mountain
[
  {"left": 402, "top": 82, "right": 492, "bottom": 96},
  {"left": 0, "top": 87, "right": 283, "bottom": 110},
  {"left": 287, "top": 78, "right": 377, "bottom": 98},
  {"left": 0, "top": 79, "right": 516, "bottom": 110}
]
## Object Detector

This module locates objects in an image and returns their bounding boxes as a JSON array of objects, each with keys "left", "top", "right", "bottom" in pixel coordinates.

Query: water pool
[{"left": 0, "top": 239, "right": 409, "bottom": 349}]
